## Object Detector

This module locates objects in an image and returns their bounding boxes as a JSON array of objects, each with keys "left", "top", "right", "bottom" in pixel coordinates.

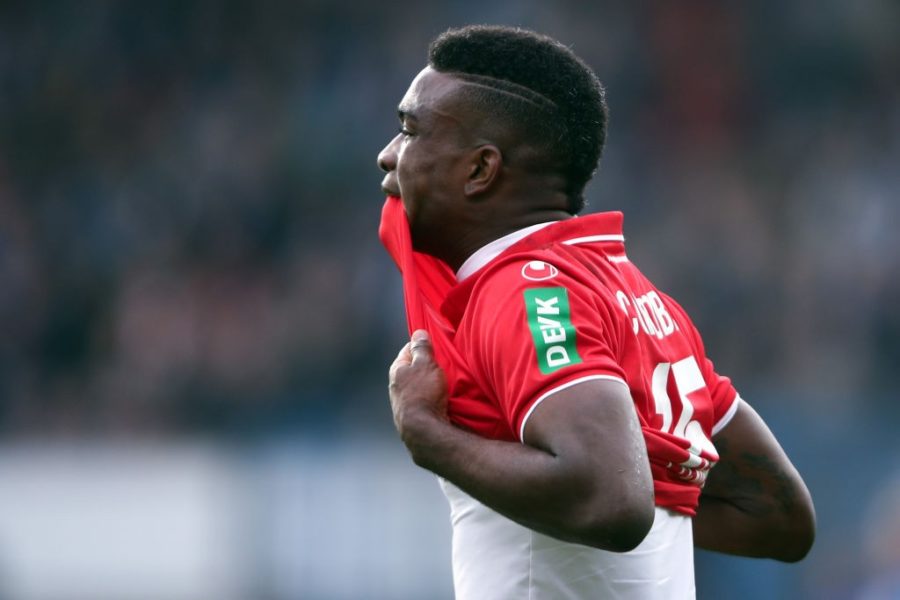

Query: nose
[{"left": 378, "top": 134, "right": 400, "bottom": 172}]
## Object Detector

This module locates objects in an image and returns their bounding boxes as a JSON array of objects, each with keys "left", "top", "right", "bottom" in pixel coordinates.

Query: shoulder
[
  {"left": 471, "top": 247, "right": 597, "bottom": 298},
  {"left": 458, "top": 253, "right": 592, "bottom": 327},
  {"left": 458, "top": 249, "right": 625, "bottom": 344}
]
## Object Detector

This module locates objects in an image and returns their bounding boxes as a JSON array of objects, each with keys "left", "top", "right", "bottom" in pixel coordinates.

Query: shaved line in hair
[{"left": 449, "top": 71, "right": 559, "bottom": 112}]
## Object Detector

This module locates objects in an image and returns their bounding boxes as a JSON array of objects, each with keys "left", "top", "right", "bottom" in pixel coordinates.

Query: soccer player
[{"left": 379, "top": 25, "right": 815, "bottom": 599}]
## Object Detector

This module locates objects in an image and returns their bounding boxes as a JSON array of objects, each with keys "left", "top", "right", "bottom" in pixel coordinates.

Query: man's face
[{"left": 378, "top": 67, "right": 474, "bottom": 254}]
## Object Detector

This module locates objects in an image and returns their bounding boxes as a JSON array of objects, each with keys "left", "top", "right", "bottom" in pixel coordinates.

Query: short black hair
[{"left": 429, "top": 25, "right": 608, "bottom": 214}]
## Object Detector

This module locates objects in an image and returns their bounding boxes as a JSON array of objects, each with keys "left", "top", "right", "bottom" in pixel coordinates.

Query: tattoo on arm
[{"left": 704, "top": 438, "right": 799, "bottom": 517}]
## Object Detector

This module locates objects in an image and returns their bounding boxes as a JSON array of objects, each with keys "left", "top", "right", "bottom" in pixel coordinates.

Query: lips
[{"left": 381, "top": 176, "right": 400, "bottom": 197}]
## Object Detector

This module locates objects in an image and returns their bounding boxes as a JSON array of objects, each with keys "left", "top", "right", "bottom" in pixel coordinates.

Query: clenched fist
[{"left": 388, "top": 330, "right": 451, "bottom": 451}]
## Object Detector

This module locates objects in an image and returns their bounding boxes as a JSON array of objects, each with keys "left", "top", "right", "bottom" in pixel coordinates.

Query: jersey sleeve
[
  {"left": 701, "top": 355, "right": 741, "bottom": 435},
  {"left": 689, "top": 330, "right": 740, "bottom": 434},
  {"left": 461, "top": 258, "right": 629, "bottom": 442}
]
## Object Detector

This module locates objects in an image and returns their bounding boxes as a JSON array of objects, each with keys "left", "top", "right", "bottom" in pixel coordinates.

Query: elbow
[
  {"left": 572, "top": 491, "right": 656, "bottom": 552},
  {"left": 604, "top": 500, "right": 656, "bottom": 552},
  {"left": 774, "top": 505, "right": 817, "bottom": 563},
  {"left": 773, "top": 527, "right": 815, "bottom": 563},
  {"left": 754, "top": 486, "right": 816, "bottom": 562}
]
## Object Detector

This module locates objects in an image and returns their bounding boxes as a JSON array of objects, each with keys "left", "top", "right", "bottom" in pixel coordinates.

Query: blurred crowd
[
  {"left": 1, "top": 1, "right": 899, "bottom": 597},
  {"left": 1, "top": 2, "right": 405, "bottom": 436},
  {"left": 4, "top": 1, "right": 897, "bottom": 436}
]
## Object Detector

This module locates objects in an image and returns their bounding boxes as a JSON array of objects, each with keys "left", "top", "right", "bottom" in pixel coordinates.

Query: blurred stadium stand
[
  {"left": 0, "top": 1, "right": 898, "bottom": 598},
  {"left": 0, "top": 440, "right": 452, "bottom": 600}
]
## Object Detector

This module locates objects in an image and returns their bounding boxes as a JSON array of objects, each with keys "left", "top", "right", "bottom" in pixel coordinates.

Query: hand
[
  {"left": 388, "top": 330, "right": 450, "bottom": 446},
  {"left": 643, "top": 432, "right": 718, "bottom": 486}
]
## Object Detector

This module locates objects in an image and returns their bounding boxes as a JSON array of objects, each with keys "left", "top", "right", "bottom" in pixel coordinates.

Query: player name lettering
[{"left": 615, "top": 289, "right": 678, "bottom": 339}]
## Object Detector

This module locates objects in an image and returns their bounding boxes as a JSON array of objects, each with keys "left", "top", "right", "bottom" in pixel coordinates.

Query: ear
[{"left": 464, "top": 145, "right": 502, "bottom": 197}]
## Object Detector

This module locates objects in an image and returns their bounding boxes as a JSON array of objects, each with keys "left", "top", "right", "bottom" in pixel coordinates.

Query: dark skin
[
  {"left": 695, "top": 402, "right": 816, "bottom": 561},
  {"left": 378, "top": 67, "right": 572, "bottom": 270},
  {"left": 381, "top": 67, "right": 815, "bottom": 558},
  {"left": 380, "top": 68, "right": 655, "bottom": 552},
  {"left": 390, "top": 330, "right": 654, "bottom": 551}
]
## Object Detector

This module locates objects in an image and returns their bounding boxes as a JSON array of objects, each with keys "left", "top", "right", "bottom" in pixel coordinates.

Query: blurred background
[{"left": 0, "top": 1, "right": 898, "bottom": 598}]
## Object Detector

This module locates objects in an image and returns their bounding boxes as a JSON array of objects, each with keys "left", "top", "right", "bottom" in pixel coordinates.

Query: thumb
[{"left": 409, "top": 329, "right": 434, "bottom": 365}]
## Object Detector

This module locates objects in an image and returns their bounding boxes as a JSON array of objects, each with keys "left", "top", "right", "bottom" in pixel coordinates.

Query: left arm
[
  {"left": 693, "top": 400, "right": 816, "bottom": 562},
  {"left": 388, "top": 330, "right": 655, "bottom": 551}
]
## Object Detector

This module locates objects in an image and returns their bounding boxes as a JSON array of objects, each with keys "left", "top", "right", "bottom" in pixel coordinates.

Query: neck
[
  {"left": 427, "top": 173, "right": 575, "bottom": 271},
  {"left": 442, "top": 207, "right": 572, "bottom": 271}
]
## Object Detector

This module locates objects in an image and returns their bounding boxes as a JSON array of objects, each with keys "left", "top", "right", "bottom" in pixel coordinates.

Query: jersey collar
[
  {"left": 457, "top": 221, "right": 557, "bottom": 282},
  {"left": 455, "top": 212, "right": 625, "bottom": 282},
  {"left": 442, "top": 212, "right": 626, "bottom": 327}
]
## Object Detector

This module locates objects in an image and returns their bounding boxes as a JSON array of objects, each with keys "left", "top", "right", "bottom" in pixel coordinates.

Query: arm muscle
[
  {"left": 389, "top": 334, "right": 654, "bottom": 551},
  {"left": 694, "top": 400, "right": 816, "bottom": 561}
]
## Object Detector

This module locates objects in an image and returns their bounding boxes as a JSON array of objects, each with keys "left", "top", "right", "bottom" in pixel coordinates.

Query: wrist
[{"left": 398, "top": 407, "right": 452, "bottom": 467}]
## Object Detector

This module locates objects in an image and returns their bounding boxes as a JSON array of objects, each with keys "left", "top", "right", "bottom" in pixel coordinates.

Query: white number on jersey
[{"left": 651, "top": 356, "right": 718, "bottom": 482}]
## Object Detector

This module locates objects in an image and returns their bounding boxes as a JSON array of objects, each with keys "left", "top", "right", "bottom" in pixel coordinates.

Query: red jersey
[{"left": 380, "top": 197, "right": 739, "bottom": 516}]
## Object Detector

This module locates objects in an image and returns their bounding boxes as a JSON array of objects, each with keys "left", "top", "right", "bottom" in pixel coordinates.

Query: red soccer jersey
[{"left": 380, "top": 197, "right": 739, "bottom": 516}]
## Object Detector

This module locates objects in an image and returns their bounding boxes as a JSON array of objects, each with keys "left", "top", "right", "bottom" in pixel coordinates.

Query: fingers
[
  {"left": 388, "top": 342, "right": 412, "bottom": 380},
  {"left": 389, "top": 330, "right": 434, "bottom": 383},
  {"left": 409, "top": 329, "right": 433, "bottom": 365}
]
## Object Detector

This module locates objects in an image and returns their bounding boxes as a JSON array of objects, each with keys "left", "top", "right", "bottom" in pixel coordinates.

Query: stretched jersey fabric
[
  {"left": 379, "top": 196, "right": 741, "bottom": 598},
  {"left": 378, "top": 195, "right": 460, "bottom": 379},
  {"left": 380, "top": 196, "right": 739, "bottom": 509}
]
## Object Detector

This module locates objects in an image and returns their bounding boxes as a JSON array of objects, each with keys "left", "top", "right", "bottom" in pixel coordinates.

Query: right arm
[
  {"left": 389, "top": 330, "right": 655, "bottom": 551},
  {"left": 693, "top": 400, "right": 816, "bottom": 561}
]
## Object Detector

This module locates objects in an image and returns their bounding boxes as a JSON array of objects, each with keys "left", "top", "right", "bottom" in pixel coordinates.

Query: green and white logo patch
[{"left": 523, "top": 287, "right": 583, "bottom": 374}]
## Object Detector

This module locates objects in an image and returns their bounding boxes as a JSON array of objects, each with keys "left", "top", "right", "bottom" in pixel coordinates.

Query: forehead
[{"left": 398, "top": 66, "right": 466, "bottom": 118}]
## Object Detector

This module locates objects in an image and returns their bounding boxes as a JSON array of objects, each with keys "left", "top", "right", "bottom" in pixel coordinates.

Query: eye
[{"left": 398, "top": 125, "right": 415, "bottom": 138}]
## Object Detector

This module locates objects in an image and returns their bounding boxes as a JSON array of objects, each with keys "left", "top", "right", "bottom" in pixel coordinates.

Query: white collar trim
[{"left": 456, "top": 222, "right": 557, "bottom": 282}]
